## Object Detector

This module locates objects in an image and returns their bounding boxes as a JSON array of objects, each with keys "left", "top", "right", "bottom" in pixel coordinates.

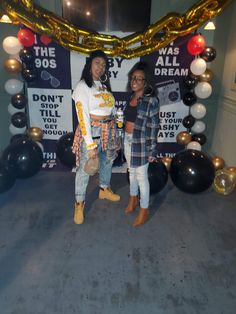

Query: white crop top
[{"left": 72, "top": 79, "right": 115, "bottom": 150}]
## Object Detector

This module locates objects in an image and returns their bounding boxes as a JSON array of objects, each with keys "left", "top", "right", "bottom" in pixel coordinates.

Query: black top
[{"left": 124, "top": 103, "right": 137, "bottom": 123}]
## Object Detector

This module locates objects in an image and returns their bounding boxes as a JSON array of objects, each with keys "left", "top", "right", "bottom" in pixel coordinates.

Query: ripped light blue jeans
[
  {"left": 124, "top": 132, "right": 150, "bottom": 208},
  {"left": 75, "top": 126, "right": 116, "bottom": 202}
]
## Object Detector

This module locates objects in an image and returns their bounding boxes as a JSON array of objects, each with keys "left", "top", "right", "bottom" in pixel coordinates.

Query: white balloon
[
  {"left": 190, "top": 103, "right": 206, "bottom": 119},
  {"left": 191, "top": 120, "right": 206, "bottom": 134},
  {"left": 2, "top": 36, "right": 22, "bottom": 55},
  {"left": 4, "top": 79, "right": 24, "bottom": 95},
  {"left": 36, "top": 141, "right": 44, "bottom": 153},
  {"left": 9, "top": 124, "right": 26, "bottom": 135},
  {"left": 190, "top": 58, "right": 207, "bottom": 76},
  {"left": 187, "top": 141, "right": 202, "bottom": 151},
  {"left": 194, "top": 82, "right": 212, "bottom": 99},
  {"left": 8, "top": 103, "right": 25, "bottom": 115}
]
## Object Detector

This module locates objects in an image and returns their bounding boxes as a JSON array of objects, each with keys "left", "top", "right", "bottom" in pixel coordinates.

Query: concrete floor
[{"left": 0, "top": 170, "right": 236, "bottom": 314}]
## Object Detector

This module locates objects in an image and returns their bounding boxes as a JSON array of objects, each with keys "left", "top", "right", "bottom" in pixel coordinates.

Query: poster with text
[{"left": 26, "top": 31, "right": 193, "bottom": 170}]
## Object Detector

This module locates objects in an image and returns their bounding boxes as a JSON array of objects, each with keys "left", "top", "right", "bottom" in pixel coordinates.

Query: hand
[
  {"left": 88, "top": 148, "right": 98, "bottom": 159},
  {"left": 148, "top": 156, "right": 157, "bottom": 163}
]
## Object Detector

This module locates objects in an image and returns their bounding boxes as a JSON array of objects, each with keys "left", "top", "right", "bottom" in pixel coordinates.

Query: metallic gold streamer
[{"left": 0, "top": 0, "right": 232, "bottom": 58}]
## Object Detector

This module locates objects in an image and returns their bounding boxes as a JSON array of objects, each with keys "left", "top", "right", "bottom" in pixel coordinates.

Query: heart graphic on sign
[{"left": 40, "top": 35, "right": 52, "bottom": 45}]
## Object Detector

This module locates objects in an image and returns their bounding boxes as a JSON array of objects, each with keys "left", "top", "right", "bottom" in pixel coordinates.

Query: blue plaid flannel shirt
[{"left": 130, "top": 95, "right": 159, "bottom": 167}]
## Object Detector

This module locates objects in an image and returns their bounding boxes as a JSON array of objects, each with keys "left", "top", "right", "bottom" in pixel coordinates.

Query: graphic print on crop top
[{"left": 94, "top": 92, "right": 114, "bottom": 108}]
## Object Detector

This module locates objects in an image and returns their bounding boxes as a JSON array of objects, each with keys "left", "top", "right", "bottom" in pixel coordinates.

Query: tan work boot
[
  {"left": 99, "top": 187, "right": 120, "bottom": 201},
  {"left": 125, "top": 195, "right": 139, "bottom": 214},
  {"left": 74, "top": 201, "right": 85, "bottom": 224},
  {"left": 133, "top": 208, "right": 149, "bottom": 227}
]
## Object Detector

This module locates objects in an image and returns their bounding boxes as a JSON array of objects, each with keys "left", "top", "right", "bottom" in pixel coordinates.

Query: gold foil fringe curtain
[{"left": 0, "top": 0, "right": 232, "bottom": 58}]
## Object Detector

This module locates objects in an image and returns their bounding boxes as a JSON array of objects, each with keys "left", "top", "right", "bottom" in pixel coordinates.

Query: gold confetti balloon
[{"left": 213, "top": 169, "right": 236, "bottom": 195}]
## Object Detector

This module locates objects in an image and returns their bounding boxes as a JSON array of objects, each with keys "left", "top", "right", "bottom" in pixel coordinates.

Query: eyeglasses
[
  {"left": 130, "top": 76, "right": 146, "bottom": 83},
  {"left": 41, "top": 70, "right": 60, "bottom": 88}
]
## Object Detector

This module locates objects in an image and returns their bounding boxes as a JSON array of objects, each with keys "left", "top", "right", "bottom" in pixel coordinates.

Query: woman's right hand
[{"left": 88, "top": 148, "right": 98, "bottom": 159}]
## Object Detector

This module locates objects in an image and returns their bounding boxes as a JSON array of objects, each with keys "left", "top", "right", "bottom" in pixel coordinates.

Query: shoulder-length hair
[{"left": 127, "top": 61, "right": 154, "bottom": 96}]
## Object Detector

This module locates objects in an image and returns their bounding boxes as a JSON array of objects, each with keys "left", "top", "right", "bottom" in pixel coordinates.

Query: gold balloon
[
  {"left": 211, "top": 156, "right": 225, "bottom": 171},
  {"left": 161, "top": 156, "right": 172, "bottom": 171},
  {"left": 176, "top": 131, "right": 192, "bottom": 145},
  {"left": 4, "top": 58, "right": 22, "bottom": 74},
  {"left": 213, "top": 169, "right": 236, "bottom": 195},
  {"left": 0, "top": 0, "right": 232, "bottom": 58},
  {"left": 198, "top": 68, "right": 213, "bottom": 82},
  {"left": 226, "top": 166, "right": 236, "bottom": 175},
  {"left": 225, "top": 167, "right": 236, "bottom": 187},
  {"left": 26, "top": 127, "right": 43, "bottom": 141}
]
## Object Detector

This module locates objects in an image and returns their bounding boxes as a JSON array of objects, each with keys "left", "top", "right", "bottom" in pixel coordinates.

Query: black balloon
[
  {"left": 2, "top": 139, "right": 43, "bottom": 179},
  {"left": 191, "top": 133, "right": 207, "bottom": 145},
  {"left": 11, "top": 93, "right": 27, "bottom": 109},
  {"left": 200, "top": 46, "right": 216, "bottom": 62},
  {"left": 0, "top": 160, "right": 16, "bottom": 193},
  {"left": 56, "top": 132, "right": 75, "bottom": 168},
  {"left": 182, "top": 115, "right": 196, "bottom": 129},
  {"left": 19, "top": 48, "right": 35, "bottom": 64},
  {"left": 183, "top": 74, "right": 198, "bottom": 89},
  {"left": 11, "top": 112, "right": 27, "bottom": 128},
  {"left": 21, "top": 67, "right": 38, "bottom": 82},
  {"left": 170, "top": 149, "right": 215, "bottom": 193},
  {"left": 148, "top": 160, "right": 168, "bottom": 194},
  {"left": 10, "top": 134, "right": 29, "bottom": 144},
  {"left": 183, "top": 92, "right": 197, "bottom": 106}
]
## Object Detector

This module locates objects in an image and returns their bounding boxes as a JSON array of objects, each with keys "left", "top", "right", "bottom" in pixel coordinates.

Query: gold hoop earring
[
  {"left": 99, "top": 73, "right": 108, "bottom": 83},
  {"left": 144, "top": 84, "right": 153, "bottom": 97}
]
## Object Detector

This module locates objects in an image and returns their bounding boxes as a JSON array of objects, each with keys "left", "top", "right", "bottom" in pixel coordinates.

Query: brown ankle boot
[
  {"left": 133, "top": 208, "right": 149, "bottom": 227},
  {"left": 125, "top": 195, "right": 139, "bottom": 214},
  {"left": 74, "top": 201, "right": 85, "bottom": 224}
]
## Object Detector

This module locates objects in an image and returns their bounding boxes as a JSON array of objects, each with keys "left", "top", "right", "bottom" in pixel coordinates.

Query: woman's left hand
[{"left": 148, "top": 156, "right": 157, "bottom": 163}]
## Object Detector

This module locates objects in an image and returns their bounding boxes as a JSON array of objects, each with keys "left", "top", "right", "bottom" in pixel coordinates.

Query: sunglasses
[
  {"left": 130, "top": 76, "right": 146, "bottom": 83},
  {"left": 41, "top": 70, "right": 60, "bottom": 88}
]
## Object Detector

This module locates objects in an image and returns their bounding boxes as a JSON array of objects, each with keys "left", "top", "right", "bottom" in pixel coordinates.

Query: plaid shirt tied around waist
[{"left": 72, "top": 118, "right": 116, "bottom": 167}]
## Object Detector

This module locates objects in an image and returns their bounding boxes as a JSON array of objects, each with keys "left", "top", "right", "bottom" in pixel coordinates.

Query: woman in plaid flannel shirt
[{"left": 124, "top": 62, "right": 159, "bottom": 227}]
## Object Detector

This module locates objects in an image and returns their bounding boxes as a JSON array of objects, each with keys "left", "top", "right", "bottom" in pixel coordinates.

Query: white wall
[{"left": 211, "top": 1, "right": 236, "bottom": 166}]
